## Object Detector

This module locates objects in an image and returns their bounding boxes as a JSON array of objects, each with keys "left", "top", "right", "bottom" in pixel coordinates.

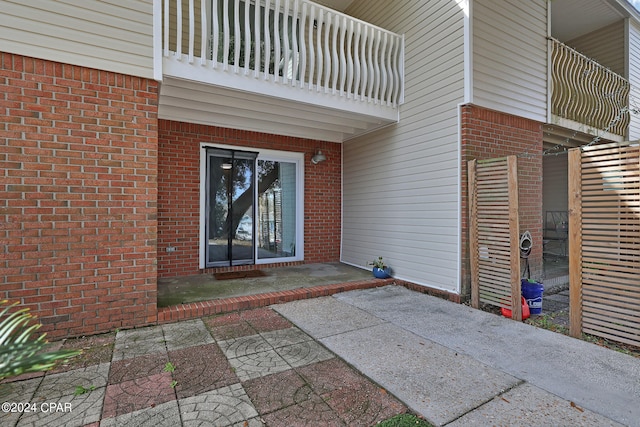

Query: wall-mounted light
[{"left": 311, "top": 150, "right": 326, "bottom": 164}]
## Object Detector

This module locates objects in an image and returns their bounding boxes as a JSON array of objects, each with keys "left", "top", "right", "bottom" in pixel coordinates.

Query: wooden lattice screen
[
  {"left": 569, "top": 143, "right": 640, "bottom": 346},
  {"left": 469, "top": 156, "right": 522, "bottom": 320}
]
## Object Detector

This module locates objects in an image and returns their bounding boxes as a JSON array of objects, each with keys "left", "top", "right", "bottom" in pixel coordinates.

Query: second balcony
[{"left": 158, "top": 0, "right": 405, "bottom": 142}]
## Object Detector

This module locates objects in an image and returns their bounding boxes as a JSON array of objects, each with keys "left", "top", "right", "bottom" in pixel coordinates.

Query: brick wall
[
  {"left": 157, "top": 120, "right": 341, "bottom": 277},
  {"left": 460, "top": 104, "right": 543, "bottom": 299},
  {"left": 0, "top": 53, "right": 159, "bottom": 339}
]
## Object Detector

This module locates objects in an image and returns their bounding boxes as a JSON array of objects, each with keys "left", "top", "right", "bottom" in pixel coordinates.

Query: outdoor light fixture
[{"left": 311, "top": 150, "right": 326, "bottom": 164}]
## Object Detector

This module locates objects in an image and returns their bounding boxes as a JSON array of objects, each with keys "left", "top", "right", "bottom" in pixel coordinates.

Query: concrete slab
[
  {"left": 273, "top": 297, "right": 524, "bottom": 425},
  {"left": 317, "top": 322, "right": 520, "bottom": 426},
  {"left": 447, "top": 382, "right": 625, "bottom": 427},
  {"left": 272, "top": 296, "right": 386, "bottom": 338},
  {"left": 332, "top": 286, "right": 640, "bottom": 426},
  {"left": 158, "top": 262, "right": 373, "bottom": 307}
]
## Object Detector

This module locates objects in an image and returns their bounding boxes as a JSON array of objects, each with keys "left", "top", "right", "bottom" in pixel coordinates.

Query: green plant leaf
[
  {"left": 0, "top": 301, "right": 81, "bottom": 381},
  {"left": 74, "top": 385, "right": 96, "bottom": 396}
]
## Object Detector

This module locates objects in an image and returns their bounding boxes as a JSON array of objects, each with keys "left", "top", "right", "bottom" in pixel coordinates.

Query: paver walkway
[{"left": 0, "top": 308, "right": 407, "bottom": 426}]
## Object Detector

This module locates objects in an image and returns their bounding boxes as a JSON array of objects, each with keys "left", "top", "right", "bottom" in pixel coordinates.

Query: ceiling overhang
[{"left": 158, "top": 77, "right": 398, "bottom": 143}]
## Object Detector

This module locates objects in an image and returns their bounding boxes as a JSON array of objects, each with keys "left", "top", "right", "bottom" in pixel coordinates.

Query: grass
[
  {"left": 377, "top": 414, "right": 432, "bottom": 427},
  {"left": 524, "top": 312, "right": 569, "bottom": 335}
]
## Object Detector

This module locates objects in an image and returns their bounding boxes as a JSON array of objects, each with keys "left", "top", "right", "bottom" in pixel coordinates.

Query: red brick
[
  {"left": 460, "top": 104, "right": 543, "bottom": 299},
  {"left": 157, "top": 121, "right": 341, "bottom": 278},
  {"left": 1, "top": 53, "right": 159, "bottom": 338}
]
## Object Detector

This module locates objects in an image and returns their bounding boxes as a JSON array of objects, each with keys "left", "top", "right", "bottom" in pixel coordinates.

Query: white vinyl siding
[
  {"left": 472, "top": 0, "right": 547, "bottom": 122},
  {"left": 628, "top": 19, "right": 640, "bottom": 141},
  {"left": 341, "top": 0, "right": 464, "bottom": 293},
  {"left": 566, "top": 21, "right": 625, "bottom": 77},
  {"left": 0, "top": 0, "right": 154, "bottom": 79}
]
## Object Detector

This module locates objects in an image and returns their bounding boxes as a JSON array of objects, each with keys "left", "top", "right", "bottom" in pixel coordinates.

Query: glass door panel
[
  {"left": 206, "top": 149, "right": 256, "bottom": 267},
  {"left": 230, "top": 156, "right": 254, "bottom": 264},
  {"left": 257, "top": 160, "right": 296, "bottom": 259}
]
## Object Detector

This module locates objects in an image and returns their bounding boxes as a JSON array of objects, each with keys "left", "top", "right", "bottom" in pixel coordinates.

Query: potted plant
[{"left": 369, "top": 257, "right": 391, "bottom": 279}]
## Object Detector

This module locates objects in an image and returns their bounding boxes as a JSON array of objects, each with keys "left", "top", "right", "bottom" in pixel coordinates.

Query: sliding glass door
[
  {"left": 203, "top": 147, "right": 302, "bottom": 268},
  {"left": 205, "top": 148, "right": 257, "bottom": 267}
]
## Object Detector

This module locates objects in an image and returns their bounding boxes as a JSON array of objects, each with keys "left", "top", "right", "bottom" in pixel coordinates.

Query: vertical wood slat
[
  {"left": 468, "top": 159, "right": 480, "bottom": 309},
  {"left": 468, "top": 156, "right": 521, "bottom": 320},
  {"left": 508, "top": 156, "right": 522, "bottom": 321},
  {"left": 568, "top": 148, "right": 583, "bottom": 338}
]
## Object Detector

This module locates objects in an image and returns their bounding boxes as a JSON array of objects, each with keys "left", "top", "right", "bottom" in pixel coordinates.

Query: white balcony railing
[
  {"left": 551, "top": 38, "right": 630, "bottom": 137},
  {"left": 162, "top": 0, "right": 404, "bottom": 107}
]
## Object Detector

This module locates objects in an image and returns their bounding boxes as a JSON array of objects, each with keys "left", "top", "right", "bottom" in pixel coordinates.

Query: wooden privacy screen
[
  {"left": 469, "top": 156, "right": 522, "bottom": 320},
  {"left": 569, "top": 143, "right": 640, "bottom": 346}
]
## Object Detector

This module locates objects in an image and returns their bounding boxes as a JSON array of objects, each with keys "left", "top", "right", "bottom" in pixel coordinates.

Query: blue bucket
[{"left": 521, "top": 279, "right": 544, "bottom": 315}]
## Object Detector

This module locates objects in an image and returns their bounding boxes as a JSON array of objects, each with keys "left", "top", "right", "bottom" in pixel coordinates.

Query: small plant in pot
[{"left": 369, "top": 257, "right": 391, "bottom": 279}]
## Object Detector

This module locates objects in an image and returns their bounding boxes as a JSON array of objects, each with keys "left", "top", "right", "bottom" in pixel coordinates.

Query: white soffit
[{"left": 551, "top": 0, "right": 625, "bottom": 41}]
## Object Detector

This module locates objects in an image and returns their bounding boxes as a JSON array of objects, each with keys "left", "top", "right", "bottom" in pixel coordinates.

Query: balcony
[
  {"left": 158, "top": 0, "right": 404, "bottom": 142},
  {"left": 550, "top": 38, "right": 630, "bottom": 140}
]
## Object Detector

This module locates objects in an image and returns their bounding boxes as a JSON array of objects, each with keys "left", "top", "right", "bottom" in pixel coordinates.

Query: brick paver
[{"left": 0, "top": 308, "right": 408, "bottom": 426}]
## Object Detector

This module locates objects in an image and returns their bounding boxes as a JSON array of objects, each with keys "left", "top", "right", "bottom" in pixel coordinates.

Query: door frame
[
  {"left": 199, "top": 143, "right": 305, "bottom": 269},
  {"left": 204, "top": 147, "right": 258, "bottom": 267}
]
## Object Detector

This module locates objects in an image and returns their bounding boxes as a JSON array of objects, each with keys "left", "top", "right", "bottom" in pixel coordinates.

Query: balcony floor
[{"left": 159, "top": 72, "right": 398, "bottom": 143}]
